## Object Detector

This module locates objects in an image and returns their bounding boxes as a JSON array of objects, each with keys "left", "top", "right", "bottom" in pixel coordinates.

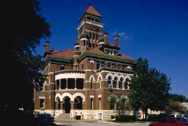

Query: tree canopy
[
  {"left": 0, "top": 0, "right": 51, "bottom": 111},
  {"left": 169, "top": 94, "right": 188, "bottom": 103},
  {"left": 129, "top": 58, "right": 171, "bottom": 119}
]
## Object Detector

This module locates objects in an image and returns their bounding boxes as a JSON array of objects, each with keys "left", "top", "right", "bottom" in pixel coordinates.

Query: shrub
[{"left": 115, "top": 115, "right": 137, "bottom": 122}]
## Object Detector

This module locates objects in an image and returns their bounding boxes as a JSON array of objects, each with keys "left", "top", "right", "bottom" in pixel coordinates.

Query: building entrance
[{"left": 63, "top": 97, "right": 71, "bottom": 113}]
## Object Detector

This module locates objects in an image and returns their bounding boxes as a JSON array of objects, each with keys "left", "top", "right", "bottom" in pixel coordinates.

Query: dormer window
[
  {"left": 112, "top": 63, "right": 115, "bottom": 68},
  {"left": 118, "top": 64, "right": 121, "bottom": 69},
  {"left": 87, "top": 17, "right": 91, "bottom": 20},
  {"left": 101, "top": 61, "right": 105, "bottom": 67},
  {"left": 108, "top": 62, "right": 111, "bottom": 67},
  {"left": 60, "top": 65, "right": 64, "bottom": 70}
]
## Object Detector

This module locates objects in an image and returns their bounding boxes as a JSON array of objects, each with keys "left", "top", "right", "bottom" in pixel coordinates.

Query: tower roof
[
  {"left": 80, "top": 5, "right": 102, "bottom": 21},
  {"left": 85, "top": 5, "right": 102, "bottom": 17}
]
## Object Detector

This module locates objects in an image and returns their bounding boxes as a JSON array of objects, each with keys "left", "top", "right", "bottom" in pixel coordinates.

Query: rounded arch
[
  {"left": 62, "top": 93, "right": 73, "bottom": 101},
  {"left": 113, "top": 73, "right": 119, "bottom": 80},
  {"left": 105, "top": 73, "right": 113, "bottom": 80},
  {"left": 55, "top": 93, "right": 62, "bottom": 101},
  {"left": 89, "top": 75, "right": 95, "bottom": 81},
  {"left": 97, "top": 74, "right": 103, "bottom": 81},
  {"left": 125, "top": 75, "right": 131, "bottom": 80},
  {"left": 119, "top": 75, "right": 125, "bottom": 80},
  {"left": 72, "top": 93, "right": 85, "bottom": 102}
]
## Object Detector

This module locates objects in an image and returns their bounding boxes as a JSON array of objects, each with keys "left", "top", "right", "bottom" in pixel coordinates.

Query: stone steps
[{"left": 55, "top": 113, "right": 71, "bottom": 122}]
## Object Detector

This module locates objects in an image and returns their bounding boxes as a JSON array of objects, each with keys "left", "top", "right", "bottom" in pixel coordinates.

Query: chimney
[
  {"left": 44, "top": 41, "right": 50, "bottom": 53},
  {"left": 114, "top": 35, "right": 119, "bottom": 47},
  {"left": 104, "top": 32, "right": 108, "bottom": 45}
]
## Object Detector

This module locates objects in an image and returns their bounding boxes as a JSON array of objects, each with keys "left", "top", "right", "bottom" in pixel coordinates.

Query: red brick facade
[{"left": 34, "top": 5, "right": 134, "bottom": 120}]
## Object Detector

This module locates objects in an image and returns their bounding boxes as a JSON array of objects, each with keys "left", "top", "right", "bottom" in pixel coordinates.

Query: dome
[
  {"left": 80, "top": 32, "right": 89, "bottom": 39},
  {"left": 98, "top": 36, "right": 104, "bottom": 42}
]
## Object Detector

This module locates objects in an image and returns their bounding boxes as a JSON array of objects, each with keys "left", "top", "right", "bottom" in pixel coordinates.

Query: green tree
[
  {"left": 0, "top": 0, "right": 51, "bottom": 111},
  {"left": 169, "top": 94, "right": 188, "bottom": 103},
  {"left": 165, "top": 100, "right": 188, "bottom": 114},
  {"left": 108, "top": 94, "right": 128, "bottom": 116},
  {"left": 129, "top": 58, "right": 171, "bottom": 119}
]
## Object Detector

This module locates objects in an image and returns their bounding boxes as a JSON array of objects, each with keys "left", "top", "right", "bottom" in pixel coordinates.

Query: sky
[{"left": 37, "top": 0, "right": 188, "bottom": 97}]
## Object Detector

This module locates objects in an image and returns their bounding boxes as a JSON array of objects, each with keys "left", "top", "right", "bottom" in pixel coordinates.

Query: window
[
  {"left": 56, "top": 80, "right": 59, "bottom": 90},
  {"left": 96, "top": 61, "right": 100, "bottom": 69},
  {"left": 99, "top": 77, "right": 102, "bottom": 88},
  {"left": 110, "top": 103, "right": 115, "bottom": 110},
  {"left": 118, "top": 64, "right": 121, "bottom": 69},
  {"left": 90, "top": 98, "right": 94, "bottom": 110},
  {"left": 61, "top": 79, "right": 66, "bottom": 89},
  {"left": 108, "top": 76, "right": 112, "bottom": 88},
  {"left": 122, "top": 65, "right": 125, "bottom": 70},
  {"left": 40, "top": 99, "right": 45, "bottom": 110},
  {"left": 113, "top": 77, "right": 118, "bottom": 88},
  {"left": 68, "top": 78, "right": 75, "bottom": 89},
  {"left": 112, "top": 63, "right": 115, "bottom": 68},
  {"left": 119, "top": 78, "right": 123, "bottom": 89},
  {"left": 101, "top": 61, "right": 105, "bottom": 67},
  {"left": 60, "top": 65, "right": 64, "bottom": 70},
  {"left": 98, "top": 98, "right": 101, "bottom": 110},
  {"left": 77, "top": 78, "right": 83, "bottom": 89},
  {"left": 90, "top": 77, "right": 93, "bottom": 89},
  {"left": 124, "top": 79, "right": 129, "bottom": 89},
  {"left": 108, "top": 62, "right": 111, "bottom": 67}
]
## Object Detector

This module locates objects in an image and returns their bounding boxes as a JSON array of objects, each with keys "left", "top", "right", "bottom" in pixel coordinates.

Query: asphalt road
[{"left": 55, "top": 121, "right": 150, "bottom": 126}]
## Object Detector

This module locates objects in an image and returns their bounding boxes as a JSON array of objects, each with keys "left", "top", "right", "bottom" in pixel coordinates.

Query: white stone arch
[
  {"left": 113, "top": 74, "right": 119, "bottom": 80},
  {"left": 89, "top": 75, "right": 95, "bottom": 81},
  {"left": 119, "top": 75, "right": 125, "bottom": 80},
  {"left": 62, "top": 93, "right": 74, "bottom": 101},
  {"left": 72, "top": 93, "right": 85, "bottom": 102},
  {"left": 125, "top": 75, "right": 131, "bottom": 81},
  {"left": 97, "top": 74, "right": 103, "bottom": 81},
  {"left": 105, "top": 73, "right": 113, "bottom": 80},
  {"left": 55, "top": 93, "right": 62, "bottom": 102}
]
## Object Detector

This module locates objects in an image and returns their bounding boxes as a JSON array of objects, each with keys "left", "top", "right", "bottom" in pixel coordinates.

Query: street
[{"left": 55, "top": 121, "right": 150, "bottom": 126}]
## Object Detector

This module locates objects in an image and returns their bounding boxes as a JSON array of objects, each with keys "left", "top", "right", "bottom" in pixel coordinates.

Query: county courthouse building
[{"left": 34, "top": 5, "right": 135, "bottom": 120}]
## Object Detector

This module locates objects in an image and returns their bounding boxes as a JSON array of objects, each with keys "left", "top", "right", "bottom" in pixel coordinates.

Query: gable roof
[
  {"left": 49, "top": 49, "right": 74, "bottom": 58},
  {"left": 85, "top": 5, "right": 102, "bottom": 17}
]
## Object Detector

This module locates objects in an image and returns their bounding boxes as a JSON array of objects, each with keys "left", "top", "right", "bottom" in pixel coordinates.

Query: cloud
[
  {"left": 118, "top": 32, "right": 128, "bottom": 39},
  {"left": 111, "top": 31, "right": 128, "bottom": 39}
]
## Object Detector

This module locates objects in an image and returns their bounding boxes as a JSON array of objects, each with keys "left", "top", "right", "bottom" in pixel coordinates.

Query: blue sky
[{"left": 37, "top": 0, "right": 188, "bottom": 97}]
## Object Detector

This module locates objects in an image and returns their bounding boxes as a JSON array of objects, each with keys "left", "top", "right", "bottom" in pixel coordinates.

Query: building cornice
[
  {"left": 44, "top": 55, "right": 72, "bottom": 64},
  {"left": 78, "top": 51, "right": 135, "bottom": 64},
  {"left": 96, "top": 67, "right": 134, "bottom": 74}
]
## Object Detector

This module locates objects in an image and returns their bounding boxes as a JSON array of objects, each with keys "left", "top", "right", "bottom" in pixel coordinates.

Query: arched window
[
  {"left": 90, "top": 77, "right": 93, "bottom": 89},
  {"left": 74, "top": 96, "right": 83, "bottom": 110},
  {"left": 113, "top": 77, "right": 118, "bottom": 88},
  {"left": 119, "top": 78, "right": 123, "bottom": 89},
  {"left": 124, "top": 78, "right": 129, "bottom": 90},
  {"left": 99, "top": 77, "right": 102, "bottom": 88},
  {"left": 108, "top": 76, "right": 112, "bottom": 88},
  {"left": 55, "top": 97, "right": 61, "bottom": 110}
]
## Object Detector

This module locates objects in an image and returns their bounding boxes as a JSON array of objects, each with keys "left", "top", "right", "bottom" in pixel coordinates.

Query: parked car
[
  {"left": 36, "top": 113, "right": 55, "bottom": 126},
  {"left": 149, "top": 117, "right": 188, "bottom": 126}
]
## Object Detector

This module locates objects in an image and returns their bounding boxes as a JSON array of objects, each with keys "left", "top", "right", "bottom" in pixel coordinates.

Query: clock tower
[{"left": 77, "top": 4, "right": 104, "bottom": 52}]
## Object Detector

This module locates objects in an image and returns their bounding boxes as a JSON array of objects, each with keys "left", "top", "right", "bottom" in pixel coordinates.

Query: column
[
  {"left": 82, "top": 102, "right": 85, "bottom": 110},
  {"left": 122, "top": 80, "right": 125, "bottom": 89},
  {"left": 71, "top": 101, "right": 74, "bottom": 110},
  {"left": 75, "top": 78, "right": 77, "bottom": 89},
  {"left": 111, "top": 79, "right": 113, "bottom": 88},
  {"left": 59, "top": 79, "right": 61, "bottom": 90},
  {"left": 117, "top": 80, "right": 119, "bottom": 89},
  {"left": 66, "top": 79, "right": 68, "bottom": 90}
]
